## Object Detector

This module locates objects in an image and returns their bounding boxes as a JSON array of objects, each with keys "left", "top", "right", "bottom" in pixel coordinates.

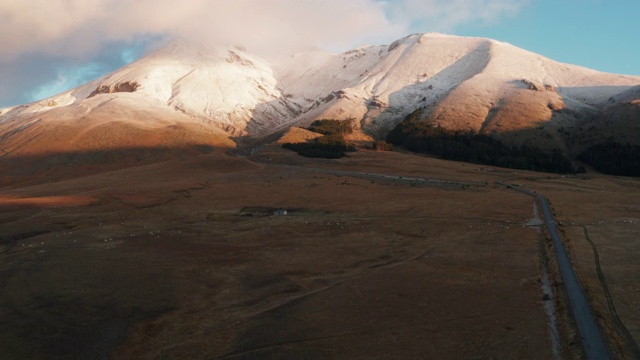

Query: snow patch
[{"left": 2, "top": 33, "right": 640, "bottom": 145}]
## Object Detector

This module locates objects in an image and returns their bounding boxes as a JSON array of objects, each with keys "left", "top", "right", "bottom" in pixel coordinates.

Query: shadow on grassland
[{"left": 0, "top": 144, "right": 226, "bottom": 188}]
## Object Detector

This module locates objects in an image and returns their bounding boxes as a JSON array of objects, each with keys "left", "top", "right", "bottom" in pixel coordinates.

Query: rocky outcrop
[
  {"left": 89, "top": 81, "right": 140, "bottom": 98},
  {"left": 226, "top": 51, "right": 254, "bottom": 66}
]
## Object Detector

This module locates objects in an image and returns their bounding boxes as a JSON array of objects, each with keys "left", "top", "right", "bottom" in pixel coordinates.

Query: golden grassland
[{"left": 0, "top": 147, "right": 637, "bottom": 359}]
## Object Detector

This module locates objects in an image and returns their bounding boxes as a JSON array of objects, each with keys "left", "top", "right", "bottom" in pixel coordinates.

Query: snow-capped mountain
[
  {"left": 276, "top": 33, "right": 640, "bottom": 151},
  {"left": 1, "top": 33, "right": 639, "bottom": 159}
]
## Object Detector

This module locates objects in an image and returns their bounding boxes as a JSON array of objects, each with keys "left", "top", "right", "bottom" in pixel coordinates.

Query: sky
[{"left": 1, "top": 0, "right": 639, "bottom": 108}]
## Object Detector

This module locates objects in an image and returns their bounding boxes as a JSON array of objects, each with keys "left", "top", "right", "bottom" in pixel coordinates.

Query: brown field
[
  {"left": 515, "top": 171, "right": 640, "bottom": 359},
  {"left": 0, "top": 146, "right": 638, "bottom": 359}
]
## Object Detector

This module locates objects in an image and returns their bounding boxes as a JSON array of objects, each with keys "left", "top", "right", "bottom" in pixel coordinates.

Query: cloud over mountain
[
  {"left": 2, "top": 32, "right": 639, "bottom": 163},
  {"left": 0, "top": 0, "right": 529, "bottom": 59},
  {"left": 0, "top": 0, "right": 529, "bottom": 107}
]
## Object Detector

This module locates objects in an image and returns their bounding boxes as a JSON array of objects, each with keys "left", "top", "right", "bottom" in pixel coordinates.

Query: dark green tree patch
[
  {"left": 372, "top": 141, "right": 393, "bottom": 151},
  {"left": 386, "top": 109, "right": 575, "bottom": 174},
  {"left": 283, "top": 120, "right": 356, "bottom": 158},
  {"left": 307, "top": 119, "right": 354, "bottom": 135},
  {"left": 578, "top": 141, "right": 640, "bottom": 176}
]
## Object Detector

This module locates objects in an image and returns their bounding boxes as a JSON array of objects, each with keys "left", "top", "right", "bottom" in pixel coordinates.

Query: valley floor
[{"left": 0, "top": 148, "right": 638, "bottom": 359}]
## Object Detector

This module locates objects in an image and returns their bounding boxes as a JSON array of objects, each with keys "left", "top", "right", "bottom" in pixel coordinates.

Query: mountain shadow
[
  {"left": 0, "top": 144, "right": 225, "bottom": 188},
  {"left": 385, "top": 108, "right": 577, "bottom": 174}
]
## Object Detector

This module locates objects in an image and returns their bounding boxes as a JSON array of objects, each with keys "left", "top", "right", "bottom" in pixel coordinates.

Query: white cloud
[
  {"left": 386, "top": 0, "right": 529, "bottom": 32},
  {"left": 0, "top": 0, "right": 528, "bottom": 60},
  {"left": 0, "top": 0, "right": 528, "bottom": 106},
  {"left": 0, "top": 0, "right": 396, "bottom": 60}
]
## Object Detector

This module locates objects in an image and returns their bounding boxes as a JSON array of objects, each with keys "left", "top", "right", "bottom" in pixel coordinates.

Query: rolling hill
[{"left": 1, "top": 33, "right": 639, "bottom": 169}]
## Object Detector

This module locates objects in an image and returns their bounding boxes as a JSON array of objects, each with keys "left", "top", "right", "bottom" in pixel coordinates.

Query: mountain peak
[{"left": 2, "top": 33, "right": 640, "bottom": 160}]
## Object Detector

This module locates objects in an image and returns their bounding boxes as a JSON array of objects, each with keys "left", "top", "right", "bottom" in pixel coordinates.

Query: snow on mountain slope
[
  {"left": 0, "top": 40, "right": 302, "bottom": 139},
  {"left": 1, "top": 32, "right": 639, "bottom": 160},
  {"left": 573, "top": 84, "right": 640, "bottom": 149},
  {"left": 276, "top": 33, "right": 639, "bottom": 145},
  {"left": 276, "top": 34, "right": 495, "bottom": 135},
  {"left": 77, "top": 41, "right": 305, "bottom": 135},
  {"left": 606, "top": 84, "right": 640, "bottom": 106},
  {"left": 0, "top": 93, "right": 234, "bottom": 159}
]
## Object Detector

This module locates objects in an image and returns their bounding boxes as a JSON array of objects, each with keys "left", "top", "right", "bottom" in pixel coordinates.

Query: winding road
[
  {"left": 537, "top": 194, "right": 610, "bottom": 360},
  {"left": 298, "top": 167, "right": 613, "bottom": 359},
  {"left": 263, "top": 161, "right": 613, "bottom": 358},
  {"left": 499, "top": 182, "right": 611, "bottom": 360}
]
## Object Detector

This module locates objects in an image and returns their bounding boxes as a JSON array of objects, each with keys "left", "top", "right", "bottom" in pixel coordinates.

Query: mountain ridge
[{"left": 1, "top": 33, "right": 639, "bottom": 162}]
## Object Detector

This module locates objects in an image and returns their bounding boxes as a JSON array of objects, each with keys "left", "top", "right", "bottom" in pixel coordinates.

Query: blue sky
[
  {"left": 450, "top": 0, "right": 640, "bottom": 75},
  {"left": 0, "top": 0, "right": 638, "bottom": 108}
]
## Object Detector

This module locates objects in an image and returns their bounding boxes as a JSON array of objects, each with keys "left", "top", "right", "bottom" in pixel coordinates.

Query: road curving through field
[
  {"left": 499, "top": 182, "right": 611, "bottom": 360},
  {"left": 264, "top": 160, "right": 611, "bottom": 358}
]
